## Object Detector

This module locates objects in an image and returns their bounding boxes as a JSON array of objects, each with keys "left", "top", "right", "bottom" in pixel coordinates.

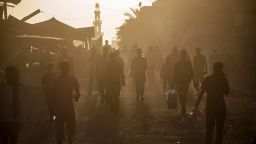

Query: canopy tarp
[
  {"left": 1, "top": 0, "right": 21, "bottom": 5},
  {"left": 0, "top": 16, "right": 95, "bottom": 41},
  {"left": 0, "top": 15, "right": 32, "bottom": 36},
  {"left": 76, "top": 27, "right": 95, "bottom": 39},
  {"left": 29, "top": 18, "right": 94, "bottom": 41}
]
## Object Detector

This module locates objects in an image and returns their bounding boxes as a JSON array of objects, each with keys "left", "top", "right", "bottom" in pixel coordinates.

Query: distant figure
[
  {"left": 131, "top": 48, "right": 147, "bottom": 100},
  {"left": 53, "top": 61, "right": 80, "bottom": 144},
  {"left": 58, "top": 47, "right": 74, "bottom": 75},
  {"left": 209, "top": 49, "right": 220, "bottom": 71},
  {"left": 128, "top": 45, "right": 138, "bottom": 74},
  {"left": 96, "top": 46, "right": 110, "bottom": 104},
  {"left": 165, "top": 46, "right": 179, "bottom": 91},
  {"left": 115, "top": 49, "right": 125, "bottom": 86},
  {"left": 195, "top": 62, "right": 229, "bottom": 144},
  {"left": 160, "top": 60, "right": 168, "bottom": 94},
  {"left": 0, "top": 66, "right": 28, "bottom": 144},
  {"left": 41, "top": 62, "right": 55, "bottom": 121},
  {"left": 173, "top": 49, "right": 196, "bottom": 117},
  {"left": 115, "top": 49, "right": 125, "bottom": 72},
  {"left": 103, "top": 40, "right": 111, "bottom": 52},
  {"left": 105, "top": 52, "right": 125, "bottom": 113},
  {"left": 146, "top": 46, "right": 157, "bottom": 83},
  {"left": 193, "top": 47, "right": 207, "bottom": 90},
  {"left": 87, "top": 45, "right": 99, "bottom": 95}
]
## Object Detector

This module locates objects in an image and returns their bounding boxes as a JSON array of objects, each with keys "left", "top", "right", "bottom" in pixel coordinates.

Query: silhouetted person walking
[
  {"left": 145, "top": 46, "right": 157, "bottom": 83},
  {"left": 131, "top": 48, "right": 147, "bottom": 100},
  {"left": 115, "top": 49, "right": 125, "bottom": 94},
  {"left": 0, "top": 66, "right": 28, "bottom": 144},
  {"left": 160, "top": 60, "right": 168, "bottom": 94},
  {"left": 97, "top": 46, "right": 110, "bottom": 105},
  {"left": 173, "top": 49, "right": 196, "bottom": 117},
  {"left": 165, "top": 46, "right": 179, "bottom": 91},
  {"left": 105, "top": 52, "right": 125, "bottom": 113},
  {"left": 87, "top": 45, "right": 98, "bottom": 96},
  {"left": 115, "top": 49, "right": 125, "bottom": 74},
  {"left": 194, "top": 62, "right": 229, "bottom": 144},
  {"left": 41, "top": 62, "right": 55, "bottom": 122},
  {"left": 53, "top": 61, "right": 80, "bottom": 144},
  {"left": 193, "top": 47, "right": 207, "bottom": 90}
]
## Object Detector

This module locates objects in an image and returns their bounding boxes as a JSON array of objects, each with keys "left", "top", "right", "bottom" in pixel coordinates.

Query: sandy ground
[{"left": 19, "top": 77, "right": 256, "bottom": 144}]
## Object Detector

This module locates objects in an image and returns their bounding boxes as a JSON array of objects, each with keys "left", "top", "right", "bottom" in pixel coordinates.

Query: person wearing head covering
[
  {"left": 194, "top": 62, "right": 229, "bottom": 144},
  {"left": 173, "top": 49, "right": 196, "bottom": 117},
  {"left": 105, "top": 52, "right": 125, "bottom": 113},
  {"left": 131, "top": 47, "right": 147, "bottom": 100},
  {"left": 0, "top": 66, "right": 28, "bottom": 144},
  {"left": 53, "top": 61, "right": 80, "bottom": 144}
]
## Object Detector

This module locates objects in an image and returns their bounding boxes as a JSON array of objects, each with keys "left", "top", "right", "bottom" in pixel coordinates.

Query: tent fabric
[
  {"left": 0, "top": 16, "right": 32, "bottom": 36},
  {"left": 4, "top": 0, "right": 21, "bottom": 5},
  {"left": 0, "top": 16, "right": 95, "bottom": 41}
]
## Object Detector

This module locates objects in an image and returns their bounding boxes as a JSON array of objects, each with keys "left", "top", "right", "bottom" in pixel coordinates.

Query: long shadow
[
  {"left": 133, "top": 100, "right": 152, "bottom": 133},
  {"left": 76, "top": 93, "right": 122, "bottom": 144}
]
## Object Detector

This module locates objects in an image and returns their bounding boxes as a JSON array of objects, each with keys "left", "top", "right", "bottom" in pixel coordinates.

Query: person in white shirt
[{"left": 0, "top": 66, "right": 28, "bottom": 144}]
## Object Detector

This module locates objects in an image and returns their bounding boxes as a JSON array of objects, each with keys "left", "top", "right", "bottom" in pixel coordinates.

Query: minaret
[{"left": 93, "top": 3, "right": 102, "bottom": 37}]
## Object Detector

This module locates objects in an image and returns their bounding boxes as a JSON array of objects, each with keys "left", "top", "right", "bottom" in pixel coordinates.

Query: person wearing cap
[{"left": 194, "top": 62, "right": 229, "bottom": 144}]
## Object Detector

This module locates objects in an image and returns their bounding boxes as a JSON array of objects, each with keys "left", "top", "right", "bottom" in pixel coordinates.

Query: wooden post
[{"left": 3, "top": 1, "right": 7, "bottom": 20}]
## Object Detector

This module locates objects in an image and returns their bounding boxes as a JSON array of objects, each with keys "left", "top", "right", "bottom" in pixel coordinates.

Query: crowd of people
[{"left": 0, "top": 39, "right": 231, "bottom": 144}]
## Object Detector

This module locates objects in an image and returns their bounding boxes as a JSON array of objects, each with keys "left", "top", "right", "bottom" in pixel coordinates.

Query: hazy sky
[{"left": 9, "top": 0, "right": 154, "bottom": 41}]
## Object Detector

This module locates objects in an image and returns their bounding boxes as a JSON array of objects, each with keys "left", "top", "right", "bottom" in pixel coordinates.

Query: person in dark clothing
[
  {"left": 53, "top": 61, "right": 80, "bottom": 144},
  {"left": 165, "top": 46, "right": 179, "bottom": 91},
  {"left": 87, "top": 45, "right": 98, "bottom": 96},
  {"left": 193, "top": 47, "right": 207, "bottom": 90},
  {"left": 41, "top": 62, "right": 55, "bottom": 122},
  {"left": 114, "top": 49, "right": 125, "bottom": 94},
  {"left": 195, "top": 62, "right": 229, "bottom": 144},
  {"left": 114, "top": 49, "right": 125, "bottom": 73},
  {"left": 131, "top": 48, "right": 147, "bottom": 100},
  {"left": 160, "top": 60, "right": 168, "bottom": 94},
  {"left": 0, "top": 66, "right": 28, "bottom": 144},
  {"left": 103, "top": 40, "right": 111, "bottom": 53},
  {"left": 96, "top": 46, "right": 110, "bottom": 105},
  {"left": 105, "top": 52, "right": 125, "bottom": 113},
  {"left": 173, "top": 49, "right": 196, "bottom": 117}
]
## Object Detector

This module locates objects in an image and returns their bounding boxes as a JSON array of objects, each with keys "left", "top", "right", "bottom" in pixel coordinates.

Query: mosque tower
[{"left": 93, "top": 3, "right": 102, "bottom": 38}]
